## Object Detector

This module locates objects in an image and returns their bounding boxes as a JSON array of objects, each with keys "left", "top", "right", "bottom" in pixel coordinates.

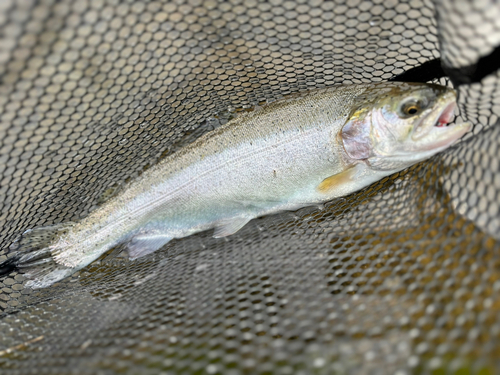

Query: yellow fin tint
[{"left": 317, "top": 166, "right": 358, "bottom": 193}]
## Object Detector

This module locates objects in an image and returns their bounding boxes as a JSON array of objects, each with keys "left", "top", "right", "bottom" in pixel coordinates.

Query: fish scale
[{"left": 0, "top": 82, "right": 470, "bottom": 288}]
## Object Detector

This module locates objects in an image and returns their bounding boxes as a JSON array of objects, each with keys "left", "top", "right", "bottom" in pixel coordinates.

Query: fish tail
[
  {"left": 0, "top": 256, "right": 21, "bottom": 275},
  {"left": 0, "top": 222, "right": 77, "bottom": 288}
]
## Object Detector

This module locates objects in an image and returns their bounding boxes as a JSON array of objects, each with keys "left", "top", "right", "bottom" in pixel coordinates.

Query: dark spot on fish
[{"left": 273, "top": 170, "right": 277, "bottom": 178}]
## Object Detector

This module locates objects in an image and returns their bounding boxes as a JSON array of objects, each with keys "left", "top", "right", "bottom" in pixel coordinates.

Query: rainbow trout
[{"left": 1, "top": 82, "right": 471, "bottom": 288}]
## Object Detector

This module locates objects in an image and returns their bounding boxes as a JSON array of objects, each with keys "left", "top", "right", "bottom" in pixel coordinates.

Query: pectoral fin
[
  {"left": 317, "top": 165, "right": 361, "bottom": 194},
  {"left": 213, "top": 217, "right": 252, "bottom": 238}
]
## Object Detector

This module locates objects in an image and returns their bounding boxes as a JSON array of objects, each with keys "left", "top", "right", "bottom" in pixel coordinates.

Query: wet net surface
[{"left": 0, "top": 0, "right": 499, "bottom": 374}]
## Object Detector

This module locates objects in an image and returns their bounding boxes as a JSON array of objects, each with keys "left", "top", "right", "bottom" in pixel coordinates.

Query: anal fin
[
  {"left": 213, "top": 217, "right": 252, "bottom": 238},
  {"left": 126, "top": 233, "right": 172, "bottom": 260}
]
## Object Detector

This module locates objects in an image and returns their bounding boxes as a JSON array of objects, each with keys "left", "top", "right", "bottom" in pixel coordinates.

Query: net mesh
[{"left": 0, "top": 0, "right": 499, "bottom": 373}]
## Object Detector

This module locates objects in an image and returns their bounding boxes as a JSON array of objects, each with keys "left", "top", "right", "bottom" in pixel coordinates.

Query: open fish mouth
[
  {"left": 412, "top": 94, "right": 470, "bottom": 150},
  {"left": 435, "top": 101, "right": 456, "bottom": 127},
  {"left": 412, "top": 92, "right": 457, "bottom": 140},
  {"left": 412, "top": 102, "right": 471, "bottom": 151}
]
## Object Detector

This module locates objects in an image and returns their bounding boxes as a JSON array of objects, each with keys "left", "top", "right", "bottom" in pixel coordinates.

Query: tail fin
[
  {"left": 0, "top": 256, "right": 20, "bottom": 275},
  {"left": 0, "top": 223, "right": 77, "bottom": 288}
]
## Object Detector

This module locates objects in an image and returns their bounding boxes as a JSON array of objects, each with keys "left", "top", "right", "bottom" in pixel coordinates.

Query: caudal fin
[
  {"left": 0, "top": 256, "right": 20, "bottom": 275},
  {"left": 0, "top": 223, "right": 77, "bottom": 288}
]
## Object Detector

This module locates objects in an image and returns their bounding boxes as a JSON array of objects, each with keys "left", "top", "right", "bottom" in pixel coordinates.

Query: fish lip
[
  {"left": 409, "top": 90, "right": 472, "bottom": 151},
  {"left": 436, "top": 101, "right": 456, "bottom": 126},
  {"left": 413, "top": 110, "right": 471, "bottom": 152},
  {"left": 412, "top": 93, "right": 457, "bottom": 141}
]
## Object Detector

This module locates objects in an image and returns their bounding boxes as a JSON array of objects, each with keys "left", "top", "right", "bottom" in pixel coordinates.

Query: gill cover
[{"left": 340, "top": 108, "right": 373, "bottom": 160}]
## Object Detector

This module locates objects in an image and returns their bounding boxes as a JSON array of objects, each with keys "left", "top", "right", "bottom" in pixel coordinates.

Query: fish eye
[{"left": 399, "top": 99, "right": 425, "bottom": 118}]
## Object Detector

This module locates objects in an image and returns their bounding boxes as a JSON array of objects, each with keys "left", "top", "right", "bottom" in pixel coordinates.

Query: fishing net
[{"left": 0, "top": 0, "right": 499, "bottom": 373}]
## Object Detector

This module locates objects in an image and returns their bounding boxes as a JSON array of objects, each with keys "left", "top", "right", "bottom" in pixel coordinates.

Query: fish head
[{"left": 340, "top": 82, "right": 471, "bottom": 171}]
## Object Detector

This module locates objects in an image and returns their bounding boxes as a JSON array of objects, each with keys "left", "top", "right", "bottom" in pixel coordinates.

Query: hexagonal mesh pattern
[{"left": 0, "top": 0, "right": 499, "bottom": 374}]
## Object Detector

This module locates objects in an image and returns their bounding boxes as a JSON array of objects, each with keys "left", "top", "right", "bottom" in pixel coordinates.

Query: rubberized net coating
[{"left": 0, "top": 0, "right": 499, "bottom": 374}]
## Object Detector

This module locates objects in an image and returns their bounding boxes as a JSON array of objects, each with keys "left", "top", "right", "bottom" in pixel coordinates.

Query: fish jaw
[
  {"left": 406, "top": 91, "right": 471, "bottom": 153},
  {"left": 413, "top": 120, "right": 471, "bottom": 152},
  {"left": 412, "top": 90, "right": 457, "bottom": 140},
  {"left": 410, "top": 89, "right": 471, "bottom": 152},
  {"left": 365, "top": 120, "right": 471, "bottom": 171}
]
